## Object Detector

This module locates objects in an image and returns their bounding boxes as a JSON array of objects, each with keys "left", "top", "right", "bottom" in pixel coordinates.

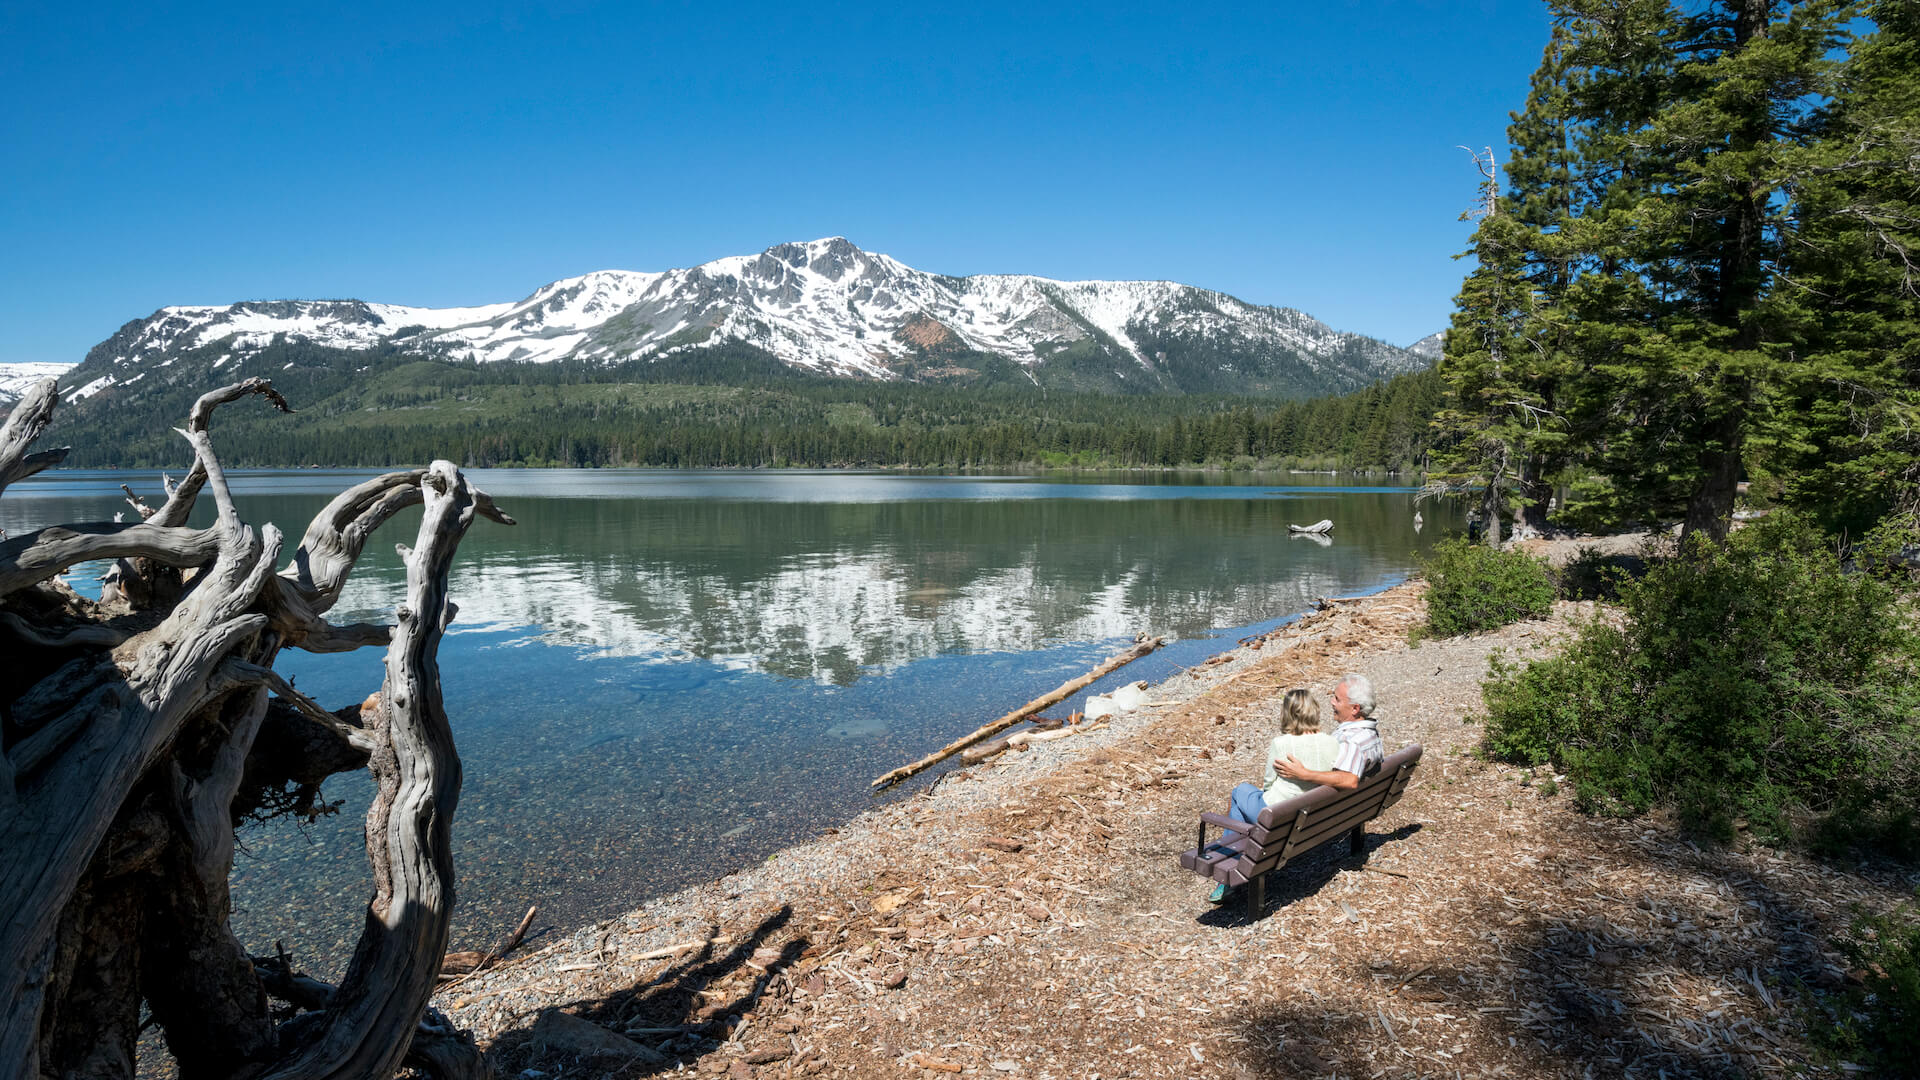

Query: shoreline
[{"left": 434, "top": 546, "right": 1918, "bottom": 1077}]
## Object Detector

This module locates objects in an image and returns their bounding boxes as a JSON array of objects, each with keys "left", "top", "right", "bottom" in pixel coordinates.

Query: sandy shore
[{"left": 436, "top": 542, "right": 1917, "bottom": 1079}]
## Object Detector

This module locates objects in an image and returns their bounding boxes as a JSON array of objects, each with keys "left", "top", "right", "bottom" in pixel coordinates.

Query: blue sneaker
[{"left": 1207, "top": 882, "right": 1230, "bottom": 904}]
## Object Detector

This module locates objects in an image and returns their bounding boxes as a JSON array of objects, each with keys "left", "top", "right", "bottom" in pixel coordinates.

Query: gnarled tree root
[{"left": 0, "top": 377, "right": 509, "bottom": 1080}]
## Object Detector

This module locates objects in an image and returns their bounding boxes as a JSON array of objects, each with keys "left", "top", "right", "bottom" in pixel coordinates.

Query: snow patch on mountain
[
  {"left": 0, "top": 363, "right": 71, "bottom": 407},
  {"left": 1407, "top": 331, "right": 1445, "bottom": 359},
  {"left": 76, "top": 238, "right": 1424, "bottom": 391}
]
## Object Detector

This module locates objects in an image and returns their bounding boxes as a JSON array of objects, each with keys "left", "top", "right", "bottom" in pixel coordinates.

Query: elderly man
[{"left": 1274, "top": 672, "right": 1384, "bottom": 790}]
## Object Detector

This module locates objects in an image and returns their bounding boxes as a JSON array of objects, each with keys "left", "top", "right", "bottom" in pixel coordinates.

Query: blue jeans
[{"left": 1221, "top": 781, "right": 1266, "bottom": 846}]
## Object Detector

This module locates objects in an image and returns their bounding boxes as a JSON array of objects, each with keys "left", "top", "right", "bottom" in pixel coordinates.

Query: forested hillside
[{"left": 41, "top": 342, "right": 1442, "bottom": 472}]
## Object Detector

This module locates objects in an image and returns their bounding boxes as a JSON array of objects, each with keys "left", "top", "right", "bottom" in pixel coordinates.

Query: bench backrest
[{"left": 1226, "top": 743, "right": 1423, "bottom": 867}]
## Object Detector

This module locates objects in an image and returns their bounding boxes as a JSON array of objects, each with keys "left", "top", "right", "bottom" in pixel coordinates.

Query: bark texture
[{"left": 0, "top": 377, "right": 511, "bottom": 1080}]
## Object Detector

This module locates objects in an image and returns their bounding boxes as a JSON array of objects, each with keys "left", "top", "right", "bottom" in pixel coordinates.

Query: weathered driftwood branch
[
  {"left": 0, "top": 521, "right": 224, "bottom": 600},
  {"left": 220, "top": 658, "right": 379, "bottom": 755},
  {"left": 0, "top": 379, "right": 67, "bottom": 498},
  {"left": 871, "top": 635, "right": 1165, "bottom": 790},
  {"left": 119, "top": 484, "right": 156, "bottom": 520},
  {"left": 0, "top": 378, "right": 510, "bottom": 1080},
  {"left": 254, "top": 956, "right": 493, "bottom": 1080},
  {"left": 0, "top": 609, "right": 129, "bottom": 650},
  {"left": 442, "top": 904, "right": 539, "bottom": 975},
  {"left": 1, "top": 509, "right": 275, "bottom": 1075},
  {"left": 281, "top": 468, "right": 516, "bottom": 617},
  {"left": 150, "top": 459, "right": 208, "bottom": 528},
  {"left": 259, "top": 461, "right": 483, "bottom": 1080}
]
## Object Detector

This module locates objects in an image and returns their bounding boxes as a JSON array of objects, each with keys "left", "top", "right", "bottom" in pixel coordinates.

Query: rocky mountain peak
[{"left": 62, "top": 239, "right": 1431, "bottom": 400}]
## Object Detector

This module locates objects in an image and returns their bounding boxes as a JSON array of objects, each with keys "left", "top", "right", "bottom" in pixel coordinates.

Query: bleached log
[
  {"left": 0, "top": 377, "right": 509, "bottom": 1079},
  {"left": 150, "top": 458, "right": 208, "bottom": 528},
  {"left": 280, "top": 469, "right": 515, "bottom": 616},
  {"left": 0, "top": 515, "right": 275, "bottom": 1076},
  {"left": 0, "top": 379, "right": 67, "bottom": 498},
  {"left": 0, "top": 521, "right": 224, "bottom": 600},
  {"left": 119, "top": 484, "right": 157, "bottom": 520},
  {"left": 871, "top": 635, "right": 1164, "bottom": 790},
  {"left": 0, "top": 610, "right": 128, "bottom": 650}
]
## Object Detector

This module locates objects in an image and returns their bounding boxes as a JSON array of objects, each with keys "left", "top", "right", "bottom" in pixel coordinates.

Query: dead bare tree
[{"left": 0, "top": 376, "right": 514, "bottom": 1079}]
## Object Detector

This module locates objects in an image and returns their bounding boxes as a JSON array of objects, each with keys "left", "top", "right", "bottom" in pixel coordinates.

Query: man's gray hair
[{"left": 1339, "top": 673, "right": 1378, "bottom": 719}]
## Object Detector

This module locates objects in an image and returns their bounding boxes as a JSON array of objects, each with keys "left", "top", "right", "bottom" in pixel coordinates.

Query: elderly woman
[{"left": 1207, "top": 688, "right": 1335, "bottom": 904}]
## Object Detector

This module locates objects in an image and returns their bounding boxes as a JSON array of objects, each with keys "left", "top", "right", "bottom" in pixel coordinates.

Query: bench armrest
[
  {"left": 1196, "top": 811, "right": 1255, "bottom": 858},
  {"left": 1198, "top": 812, "right": 1246, "bottom": 832}
]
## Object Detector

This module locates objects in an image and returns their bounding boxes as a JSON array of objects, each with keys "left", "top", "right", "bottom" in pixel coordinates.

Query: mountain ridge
[{"left": 62, "top": 238, "right": 1426, "bottom": 403}]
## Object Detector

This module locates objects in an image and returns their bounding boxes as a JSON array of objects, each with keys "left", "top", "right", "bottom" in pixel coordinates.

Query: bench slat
[
  {"left": 1283, "top": 792, "right": 1392, "bottom": 858},
  {"left": 1382, "top": 763, "right": 1418, "bottom": 807}
]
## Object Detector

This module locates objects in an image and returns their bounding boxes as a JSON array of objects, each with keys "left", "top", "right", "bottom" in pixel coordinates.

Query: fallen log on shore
[{"left": 871, "top": 636, "right": 1164, "bottom": 790}]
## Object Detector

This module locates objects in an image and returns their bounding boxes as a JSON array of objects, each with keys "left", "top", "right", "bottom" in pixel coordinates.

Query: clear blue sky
[{"left": 2, "top": 0, "right": 1554, "bottom": 365}]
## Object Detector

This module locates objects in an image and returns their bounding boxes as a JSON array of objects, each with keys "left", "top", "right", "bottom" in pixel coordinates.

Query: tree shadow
[
  {"left": 1229, "top": 827, "right": 1854, "bottom": 1078},
  {"left": 1195, "top": 823, "right": 1423, "bottom": 928},
  {"left": 488, "top": 905, "right": 807, "bottom": 1078}
]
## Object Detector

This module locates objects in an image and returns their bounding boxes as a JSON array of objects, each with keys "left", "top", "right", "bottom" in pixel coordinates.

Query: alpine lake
[{"left": 3, "top": 468, "right": 1462, "bottom": 975}]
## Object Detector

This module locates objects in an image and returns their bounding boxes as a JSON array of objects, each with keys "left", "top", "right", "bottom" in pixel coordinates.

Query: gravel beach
[{"left": 431, "top": 538, "right": 1918, "bottom": 1079}]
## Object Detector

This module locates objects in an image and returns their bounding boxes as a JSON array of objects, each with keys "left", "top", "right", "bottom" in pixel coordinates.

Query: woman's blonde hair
[{"left": 1280, "top": 688, "right": 1323, "bottom": 736}]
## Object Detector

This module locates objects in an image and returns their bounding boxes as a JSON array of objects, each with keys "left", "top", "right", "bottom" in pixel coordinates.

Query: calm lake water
[{"left": 3, "top": 468, "right": 1461, "bottom": 974}]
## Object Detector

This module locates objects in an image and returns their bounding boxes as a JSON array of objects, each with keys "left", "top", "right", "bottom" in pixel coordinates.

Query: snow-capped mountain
[
  {"left": 68, "top": 238, "right": 1427, "bottom": 399},
  {"left": 0, "top": 363, "right": 71, "bottom": 408},
  {"left": 1406, "top": 331, "right": 1445, "bottom": 360}
]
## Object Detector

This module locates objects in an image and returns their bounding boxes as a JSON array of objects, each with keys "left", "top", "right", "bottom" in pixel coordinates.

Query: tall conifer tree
[
  {"left": 1550, "top": 0, "right": 1850, "bottom": 540},
  {"left": 1778, "top": 0, "right": 1920, "bottom": 542},
  {"left": 1431, "top": 31, "right": 1583, "bottom": 544},
  {"left": 1432, "top": 152, "right": 1536, "bottom": 546}
]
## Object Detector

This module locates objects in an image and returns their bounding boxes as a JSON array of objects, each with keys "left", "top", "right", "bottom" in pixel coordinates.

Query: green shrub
[
  {"left": 1419, "top": 538, "right": 1556, "bottom": 637},
  {"left": 1808, "top": 903, "right": 1920, "bottom": 1077},
  {"left": 1482, "top": 514, "right": 1920, "bottom": 851}
]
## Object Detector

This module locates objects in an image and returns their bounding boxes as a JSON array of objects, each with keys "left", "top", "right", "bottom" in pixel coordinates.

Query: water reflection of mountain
[{"left": 327, "top": 495, "right": 1437, "bottom": 685}]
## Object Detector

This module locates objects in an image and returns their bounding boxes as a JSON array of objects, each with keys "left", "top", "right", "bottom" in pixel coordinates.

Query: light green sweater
[{"left": 1261, "top": 732, "right": 1339, "bottom": 805}]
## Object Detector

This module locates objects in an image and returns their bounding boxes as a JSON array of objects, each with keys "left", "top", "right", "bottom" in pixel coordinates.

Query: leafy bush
[
  {"left": 1419, "top": 539, "right": 1557, "bottom": 637},
  {"left": 1482, "top": 514, "right": 1920, "bottom": 851},
  {"left": 1808, "top": 903, "right": 1920, "bottom": 1077}
]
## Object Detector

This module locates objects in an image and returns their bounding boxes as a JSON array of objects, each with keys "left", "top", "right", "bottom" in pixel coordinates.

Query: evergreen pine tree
[
  {"left": 1551, "top": 0, "right": 1851, "bottom": 539},
  {"left": 1431, "top": 148, "right": 1537, "bottom": 546},
  {"left": 1777, "top": 0, "right": 1920, "bottom": 543}
]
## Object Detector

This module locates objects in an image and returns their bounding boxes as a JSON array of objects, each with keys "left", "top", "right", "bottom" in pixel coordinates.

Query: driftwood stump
[{"left": 0, "top": 377, "right": 513, "bottom": 1079}]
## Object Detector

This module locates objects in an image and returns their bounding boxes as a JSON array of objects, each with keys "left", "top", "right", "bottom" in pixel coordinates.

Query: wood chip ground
[{"left": 439, "top": 557, "right": 1918, "bottom": 1080}]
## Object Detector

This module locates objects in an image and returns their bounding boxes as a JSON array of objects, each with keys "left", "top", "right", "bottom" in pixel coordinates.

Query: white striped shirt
[{"left": 1332, "top": 719, "right": 1384, "bottom": 779}]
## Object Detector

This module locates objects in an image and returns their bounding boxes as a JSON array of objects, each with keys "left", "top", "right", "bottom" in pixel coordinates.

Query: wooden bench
[{"left": 1178, "top": 743, "right": 1423, "bottom": 915}]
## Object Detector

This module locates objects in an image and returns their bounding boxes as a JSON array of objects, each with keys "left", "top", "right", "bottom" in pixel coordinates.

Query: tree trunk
[
  {"left": 1518, "top": 456, "right": 1554, "bottom": 536},
  {"left": 1684, "top": 416, "right": 1744, "bottom": 544}
]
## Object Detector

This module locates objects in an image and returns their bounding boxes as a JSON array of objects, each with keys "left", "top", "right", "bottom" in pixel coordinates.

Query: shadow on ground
[
  {"left": 1229, "top": 823, "right": 1864, "bottom": 1079},
  {"left": 488, "top": 906, "right": 807, "bottom": 1078},
  {"left": 1194, "top": 823, "right": 1424, "bottom": 929}
]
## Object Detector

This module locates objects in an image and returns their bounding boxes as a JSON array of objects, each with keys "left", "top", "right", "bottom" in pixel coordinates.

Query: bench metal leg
[
  {"left": 1247, "top": 874, "right": 1265, "bottom": 918},
  {"left": 1349, "top": 825, "right": 1366, "bottom": 858}
]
